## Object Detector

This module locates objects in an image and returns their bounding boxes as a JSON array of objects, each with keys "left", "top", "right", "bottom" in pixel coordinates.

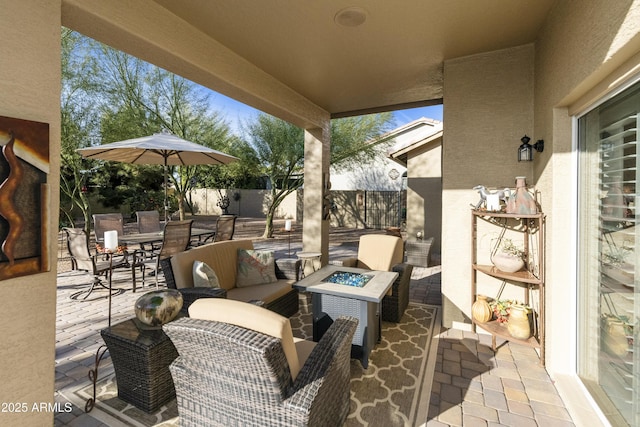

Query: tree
[
  {"left": 60, "top": 28, "right": 102, "bottom": 231},
  {"left": 94, "top": 42, "right": 237, "bottom": 219},
  {"left": 245, "top": 112, "right": 394, "bottom": 238}
]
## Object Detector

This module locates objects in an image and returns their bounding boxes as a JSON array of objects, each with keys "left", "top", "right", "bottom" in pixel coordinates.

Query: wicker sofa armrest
[
  {"left": 178, "top": 288, "right": 227, "bottom": 316},
  {"left": 285, "top": 316, "right": 358, "bottom": 422},
  {"left": 275, "top": 258, "right": 301, "bottom": 280}
]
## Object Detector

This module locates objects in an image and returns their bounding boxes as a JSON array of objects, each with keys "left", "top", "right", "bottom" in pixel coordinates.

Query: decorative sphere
[{"left": 134, "top": 289, "right": 183, "bottom": 327}]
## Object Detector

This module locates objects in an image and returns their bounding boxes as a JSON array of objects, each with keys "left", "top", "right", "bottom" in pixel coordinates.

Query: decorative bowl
[{"left": 134, "top": 289, "right": 183, "bottom": 328}]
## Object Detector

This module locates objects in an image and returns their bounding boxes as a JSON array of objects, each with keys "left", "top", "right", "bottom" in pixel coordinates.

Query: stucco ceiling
[{"left": 152, "top": 0, "right": 555, "bottom": 117}]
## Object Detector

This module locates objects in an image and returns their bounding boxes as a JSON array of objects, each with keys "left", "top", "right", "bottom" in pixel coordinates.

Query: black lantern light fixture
[{"left": 517, "top": 135, "right": 544, "bottom": 162}]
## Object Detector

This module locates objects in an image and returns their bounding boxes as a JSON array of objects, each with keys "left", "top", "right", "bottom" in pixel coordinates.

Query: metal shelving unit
[{"left": 471, "top": 210, "right": 546, "bottom": 365}]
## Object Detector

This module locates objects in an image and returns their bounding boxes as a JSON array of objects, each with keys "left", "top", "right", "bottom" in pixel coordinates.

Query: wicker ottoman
[
  {"left": 405, "top": 238, "right": 434, "bottom": 267},
  {"left": 101, "top": 319, "right": 178, "bottom": 413}
]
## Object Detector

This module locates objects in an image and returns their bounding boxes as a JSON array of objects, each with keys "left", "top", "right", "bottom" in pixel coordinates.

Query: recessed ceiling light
[{"left": 334, "top": 7, "right": 368, "bottom": 27}]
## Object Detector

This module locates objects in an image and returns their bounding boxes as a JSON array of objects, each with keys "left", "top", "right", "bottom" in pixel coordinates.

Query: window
[{"left": 578, "top": 81, "right": 640, "bottom": 426}]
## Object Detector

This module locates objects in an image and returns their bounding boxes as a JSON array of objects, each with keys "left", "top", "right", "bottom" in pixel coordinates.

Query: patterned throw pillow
[
  {"left": 236, "top": 249, "right": 276, "bottom": 287},
  {"left": 192, "top": 261, "right": 220, "bottom": 288}
]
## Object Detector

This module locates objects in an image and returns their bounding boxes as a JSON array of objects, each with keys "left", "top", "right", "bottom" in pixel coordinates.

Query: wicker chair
[
  {"left": 64, "top": 227, "right": 129, "bottom": 299},
  {"left": 163, "top": 299, "right": 358, "bottom": 427},
  {"left": 337, "top": 234, "right": 413, "bottom": 322},
  {"left": 133, "top": 220, "right": 193, "bottom": 288}
]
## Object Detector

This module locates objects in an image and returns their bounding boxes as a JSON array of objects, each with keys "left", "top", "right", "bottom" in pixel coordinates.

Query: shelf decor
[
  {"left": 471, "top": 209, "right": 545, "bottom": 365},
  {"left": 472, "top": 295, "right": 493, "bottom": 323},
  {"left": 491, "top": 238, "right": 525, "bottom": 273}
]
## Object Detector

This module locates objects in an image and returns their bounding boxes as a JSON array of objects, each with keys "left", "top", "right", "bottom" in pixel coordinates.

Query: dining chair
[
  {"left": 64, "top": 228, "right": 127, "bottom": 300},
  {"left": 135, "top": 210, "right": 162, "bottom": 256},
  {"left": 92, "top": 213, "right": 124, "bottom": 242},
  {"left": 134, "top": 220, "right": 193, "bottom": 288},
  {"left": 213, "top": 214, "right": 237, "bottom": 241},
  {"left": 136, "top": 210, "right": 161, "bottom": 233}
]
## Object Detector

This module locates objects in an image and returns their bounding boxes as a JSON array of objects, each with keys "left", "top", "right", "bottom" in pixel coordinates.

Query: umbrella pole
[{"left": 163, "top": 160, "right": 168, "bottom": 223}]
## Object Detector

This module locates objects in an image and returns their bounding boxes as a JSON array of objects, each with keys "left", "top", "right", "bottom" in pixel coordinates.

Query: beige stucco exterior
[
  {"left": 0, "top": 1, "right": 61, "bottom": 425},
  {"left": 406, "top": 138, "right": 443, "bottom": 255},
  {"left": 441, "top": 2, "right": 640, "bottom": 425},
  {"left": 1, "top": 0, "right": 639, "bottom": 425}
]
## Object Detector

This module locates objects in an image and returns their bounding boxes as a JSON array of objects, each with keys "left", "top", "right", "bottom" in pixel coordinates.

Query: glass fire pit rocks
[{"left": 323, "top": 271, "right": 373, "bottom": 288}]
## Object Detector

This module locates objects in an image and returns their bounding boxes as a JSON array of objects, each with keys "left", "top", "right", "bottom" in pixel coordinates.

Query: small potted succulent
[{"left": 491, "top": 238, "right": 526, "bottom": 273}]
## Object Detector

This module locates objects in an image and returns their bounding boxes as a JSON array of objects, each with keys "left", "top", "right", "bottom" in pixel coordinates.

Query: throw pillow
[
  {"left": 236, "top": 249, "right": 276, "bottom": 287},
  {"left": 192, "top": 260, "right": 220, "bottom": 288}
]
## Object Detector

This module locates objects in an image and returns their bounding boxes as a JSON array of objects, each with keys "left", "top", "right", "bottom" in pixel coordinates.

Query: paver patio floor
[{"left": 53, "top": 217, "right": 573, "bottom": 426}]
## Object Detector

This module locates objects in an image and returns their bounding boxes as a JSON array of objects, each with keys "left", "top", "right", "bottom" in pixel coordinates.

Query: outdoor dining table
[{"left": 117, "top": 227, "right": 216, "bottom": 246}]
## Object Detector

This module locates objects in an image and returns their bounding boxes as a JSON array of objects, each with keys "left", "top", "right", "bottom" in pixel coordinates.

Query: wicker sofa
[
  {"left": 162, "top": 239, "right": 300, "bottom": 318},
  {"left": 163, "top": 299, "right": 358, "bottom": 427},
  {"left": 337, "top": 234, "right": 413, "bottom": 322}
]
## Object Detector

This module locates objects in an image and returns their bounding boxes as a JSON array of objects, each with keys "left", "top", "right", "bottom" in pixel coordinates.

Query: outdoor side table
[
  {"left": 405, "top": 238, "right": 433, "bottom": 267},
  {"left": 297, "top": 252, "right": 322, "bottom": 277},
  {"left": 100, "top": 318, "right": 178, "bottom": 413}
]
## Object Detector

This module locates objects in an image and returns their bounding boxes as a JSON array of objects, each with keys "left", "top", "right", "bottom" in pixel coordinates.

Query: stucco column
[{"left": 303, "top": 126, "right": 330, "bottom": 265}]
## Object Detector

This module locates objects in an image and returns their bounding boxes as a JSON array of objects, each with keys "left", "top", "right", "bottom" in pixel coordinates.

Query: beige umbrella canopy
[{"left": 77, "top": 132, "right": 238, "bottom": 221}]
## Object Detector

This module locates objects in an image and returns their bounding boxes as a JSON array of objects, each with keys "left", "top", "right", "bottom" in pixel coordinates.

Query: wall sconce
[{"left": 517, "top": 135, "right": 544, "bottom": 162}]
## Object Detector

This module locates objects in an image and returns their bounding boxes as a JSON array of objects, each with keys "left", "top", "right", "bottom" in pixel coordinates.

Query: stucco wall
[
  {"left": 406, "top": 140, "right": 442, "bottom": 254},
  {"left": 0, "top": 1, "right": 60, "bottom": 425},
  {"left": 189, "top": 188, "right": 298, "bottom": 219},
  {"left": 533, "top": 0, "right": 640, "bottom": 396},
  {"left": 442, "top": 44, "right": 535, "bottom": 329}
]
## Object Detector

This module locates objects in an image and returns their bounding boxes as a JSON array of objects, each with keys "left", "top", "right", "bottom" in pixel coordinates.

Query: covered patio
[{"left": 53, "top": 218, "right": 573, "bottom": 426}]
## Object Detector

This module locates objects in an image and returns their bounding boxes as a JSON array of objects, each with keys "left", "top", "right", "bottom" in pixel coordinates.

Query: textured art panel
[{"left": 0, "top": 116, "right": 49, "bottom": 280}]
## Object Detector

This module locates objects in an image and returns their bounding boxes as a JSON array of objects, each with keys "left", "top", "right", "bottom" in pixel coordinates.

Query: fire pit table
[{"left": 293, "top": 265, "right": 398, "bottom": 367}]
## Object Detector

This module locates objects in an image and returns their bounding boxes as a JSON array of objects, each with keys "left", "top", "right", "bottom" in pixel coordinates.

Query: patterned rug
[{"left": 60, "top": 302, "right": 439, "bottom": 426}]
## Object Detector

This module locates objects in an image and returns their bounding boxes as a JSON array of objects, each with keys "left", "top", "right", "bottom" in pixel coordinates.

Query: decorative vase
[
  {"left": 507, "top": 304, "right": 532, "bottom": 340},
  {"left": 134, "top": 289, "right": 183, "bottom": 328},
  {"left": 472, "top": 295, "right": 493, "bottom": 323},
  {"left": 602, "top": 317, "right": 630, "bottom": 357},
  {"left": 491, "top": 252, "right": 525, "bottom": 273},
  {"left": 506, "top": 176, "right": 538, "bottom": 215}
]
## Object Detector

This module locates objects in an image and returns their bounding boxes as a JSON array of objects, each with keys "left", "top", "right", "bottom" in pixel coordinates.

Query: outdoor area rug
[{"left": 60, "top": 302, "right": 439, "bottom": 427}]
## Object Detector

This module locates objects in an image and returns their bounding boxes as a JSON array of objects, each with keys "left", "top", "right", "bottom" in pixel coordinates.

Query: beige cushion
[
  {"left": 236, "top": 249, "right": 276, "bottom": 287},
  {"left": 226, "top": 280, "right": 295, "bottom": 304},
  {"left": 189, "top": 298, "right": 304, "bottom": 380},
  {"left": 192, "top": 261, "right": 220, "bottom": 288},
  {"left": 356, "top": 234, "right": 403, "bottom": 271},
  {"left": 171, "top": 239, "right": 254, "bottom": 289}
]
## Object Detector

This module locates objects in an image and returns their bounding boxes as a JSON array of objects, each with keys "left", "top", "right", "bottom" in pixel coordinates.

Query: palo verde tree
[{"left": 245, "top": 112, "right": 395, "bottom": 238}]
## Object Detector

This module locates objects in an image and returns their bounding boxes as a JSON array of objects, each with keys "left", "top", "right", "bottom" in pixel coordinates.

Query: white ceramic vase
[{"left": 491, "top": 252, "right": 525, "bottom": 273}]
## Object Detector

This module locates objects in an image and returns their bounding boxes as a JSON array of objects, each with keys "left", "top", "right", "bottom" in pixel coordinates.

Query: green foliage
[
  {"left": 243, "top": 112, "right": 394, "bottom": 237},
  {"left": 61, "top": 29, "right": 238, "bottom": 221}
]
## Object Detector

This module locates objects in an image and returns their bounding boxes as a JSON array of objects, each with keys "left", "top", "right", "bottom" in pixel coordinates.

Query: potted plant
[
  {"left": 491, "top": 238, "right": 526, "bottom": 273},
  {"left": 489, "top": 299, "right": 514, "bottom": 323}
]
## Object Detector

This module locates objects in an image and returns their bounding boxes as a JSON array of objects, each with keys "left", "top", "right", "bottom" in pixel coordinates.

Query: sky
[{"left": 207, "top": 90, "right": 443, "bottom": 135}]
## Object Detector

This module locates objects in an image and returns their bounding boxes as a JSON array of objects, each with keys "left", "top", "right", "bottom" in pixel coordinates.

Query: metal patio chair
[
  {"left": 64, "top": 227, "right": 127, "bottom": 300},
  {"left": 133, "top": 220, "right": 193, "bottom": 289}
]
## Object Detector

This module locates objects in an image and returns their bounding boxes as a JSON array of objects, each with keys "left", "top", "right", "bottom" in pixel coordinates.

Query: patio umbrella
[{"left": 77, "top": 132, "right": 238, "bottom": 221}]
